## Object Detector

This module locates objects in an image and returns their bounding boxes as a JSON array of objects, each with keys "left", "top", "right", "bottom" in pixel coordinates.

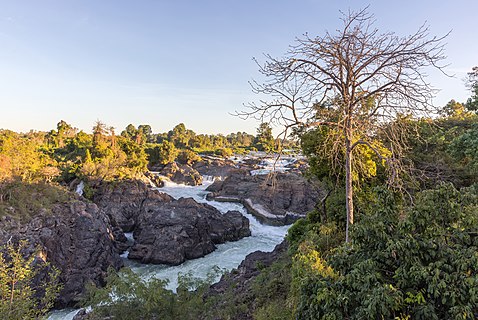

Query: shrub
[
  {"left": 0, "top": 240, "right": 61, "bottom": 320},
  {"left": 176, "top": 149, "right": 201, "bottom": 165},
  {"left": 82, "top": 267, "right": 220, "bottom": 319},
  {"left": 215, "top": 147, "right": 233, "bottom": 158}
]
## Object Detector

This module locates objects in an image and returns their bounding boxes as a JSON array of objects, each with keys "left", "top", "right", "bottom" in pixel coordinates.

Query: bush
[
  {"left": 215, "top": 147, "right": 233, "bottom": 158},
  {"left": 82, "top": 267, "right": 220, "bottom": 319},
  {"left": 0, "top": 240, "right": 61, "bottom": 320}
]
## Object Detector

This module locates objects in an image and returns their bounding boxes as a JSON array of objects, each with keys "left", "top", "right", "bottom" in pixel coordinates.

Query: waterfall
[{"left": 75, "top": 181, "right": 84, "bottom": 196}]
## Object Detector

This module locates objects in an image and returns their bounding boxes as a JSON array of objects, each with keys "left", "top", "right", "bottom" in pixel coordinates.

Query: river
[{"left": 48, "top": 176, "right": 290, "bottom": 319}]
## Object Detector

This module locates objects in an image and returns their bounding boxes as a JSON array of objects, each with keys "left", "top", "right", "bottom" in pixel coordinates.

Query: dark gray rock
[
  {"left": 193, "top": 157, "right": 238, "bottom": 180},
  {"left": 93, "top": 180, "right": 173, "bottom": 232},
  {"left": 128, "top": 197, "right": 250, "bottom": 265},
  {"left": 145, "top": 171, "right": 165, "bottom": 188},
  {"left": 209, "top": 240, "right": 287, "bottom": 294},
  {"left": 161, "top": 162, "right": 203, "bottom": 186},
  {"left": 206, "top": 171, "right": 321, "bottom": 225},
  {"left": 209, "top": 210, "right": 251, "bottom": 243},
  {"left": 0, "top": 199, "right": 123, "bottom": 308}
]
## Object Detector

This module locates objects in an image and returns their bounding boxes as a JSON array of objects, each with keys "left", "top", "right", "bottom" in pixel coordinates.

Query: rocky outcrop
[
  {"left": 285, "top": 158, "right": 309, "bottom": 173},
  {"left": 92, "top": 178, "right": 251, "bottom": 266},
  {"left": 92, "top": 180, "right": 173, "bottom": 232},
  {"left": 160, "top": 162, "right": 203, "bottom": 186},
  {"left": 209, "top": 210, "right": 251, "bottom": 243},
  {"left": 128, "top": 197, "right": 251, "bottom": 265},
  {"left": 0, "top": 199, "right": 123, "bottom": 308},
  {"left": 193, "top": 157, "right": 239, "bottom": 180},
  {"left": 209, "top": 240, "right": 287, "bottom": 294},
  {"left": 144, "top": 171, "right": 165, "bottom": 188},
  {"left": 206, "top": 171, "right": 321, "bottom": 225},
  {"left": 205, "top": 241, "right": 289, "bottom": 319}
]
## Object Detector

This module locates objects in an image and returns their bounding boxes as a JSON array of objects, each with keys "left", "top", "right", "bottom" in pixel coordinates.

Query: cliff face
[{"left": 0, "top": 196, "right": 124, "bottom": 307}]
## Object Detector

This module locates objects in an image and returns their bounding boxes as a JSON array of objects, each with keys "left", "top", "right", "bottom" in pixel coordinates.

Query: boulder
[
  {"left": 160, "top": 162, "right": 203, "bottom": 186},
  {"left": 128, "top": 197, "right": 250, "bottom": 265},
  {"left": 144, "top": 171, "right": 165, "bottom": 188},
  {"left": 193, "top": 157, "right": 238, "bottom": 180},
  {"left": 285, "top": 158, "right": 309, "bottom": 173},
  {"left": 209, "top": 210, "right": 251, "bottom": 243},
  {"left": 93, "top": 180, "right": 173, "bottom": 232}
]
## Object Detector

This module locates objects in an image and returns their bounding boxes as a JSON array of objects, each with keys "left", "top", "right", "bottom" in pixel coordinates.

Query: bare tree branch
[{"left": 236, "top": 8, "right": 449, "bottom": 242}]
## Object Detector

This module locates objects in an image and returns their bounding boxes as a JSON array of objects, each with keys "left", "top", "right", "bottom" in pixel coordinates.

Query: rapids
[{"left": 48, "top": 177, "right": 289, "bottom": 319}]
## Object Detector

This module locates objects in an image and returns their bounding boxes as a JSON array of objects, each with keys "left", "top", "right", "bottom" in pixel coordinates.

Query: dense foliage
[{"left": 289, "top": 184, "right": 478, "bottom": 319}]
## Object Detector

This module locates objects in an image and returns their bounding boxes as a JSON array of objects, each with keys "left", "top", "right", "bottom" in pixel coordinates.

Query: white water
[
  {"left": 49, "top": 177, "right": 289, "bottom": 319},
  {"left": 129, "top": 179, "right": 289, "bottom": 290},
  {"left": 232, "top": 152, "right": 302, "bottom": 176},
  {"left": 75, "top": 181, "right": 84, "bottom": 196}
]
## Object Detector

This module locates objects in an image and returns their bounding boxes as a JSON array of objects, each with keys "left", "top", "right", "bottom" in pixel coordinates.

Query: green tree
[
  {"left": 157, "top": 140, "right": 178, "bottom": 165},
  {"left": 56, "top": 120, "right": 76, "bottom": 148},
  {"left": 91, "top": 121, "right": 111, "bottom": 159},
  {"left": 466, "top": 66, "right": 478, "bottom": 112},
  {"left": 255, "top": 123, "right": 275, "bottom": 152},
  {"left": 441, "top": 99, "right": 471, "bottom": 119},
  {"left": 168, "top": 123, "right": 195, "bottom": 148},
  {"left": 121, "top": 124, "right": 138, "bottom": 140},
  {"left": 0, "top": 240, "right": 61, "bottom": 320},
  {"left": 138, "top": 124, "right": 153, "bottom": 143}
]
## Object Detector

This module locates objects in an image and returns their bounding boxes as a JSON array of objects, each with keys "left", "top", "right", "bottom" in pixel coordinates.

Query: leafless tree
[{"left": 237, "top": 8, "right": 448, "bottom": 242}]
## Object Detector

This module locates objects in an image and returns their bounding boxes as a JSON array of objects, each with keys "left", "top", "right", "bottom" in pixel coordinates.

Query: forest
[{"left": 1, "top": 8, "right": 478, "bottom": 320}]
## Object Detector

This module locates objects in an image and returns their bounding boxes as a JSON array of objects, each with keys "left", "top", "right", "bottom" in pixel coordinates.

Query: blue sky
[{"left": 0, "top": 0, "right": 477, "bottom": 135}]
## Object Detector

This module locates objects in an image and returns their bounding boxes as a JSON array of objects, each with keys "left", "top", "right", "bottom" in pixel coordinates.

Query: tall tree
[
  {"left": 238, "top": 8, "right": 447, "bottom": 242},
  {"left": 121, "top": 124, "right": 138, "bottom": 140},
  {"left": 138, "top": 124, "right": 153, "bottom": 143},
  {"left": 466, "top": 66, "right": 478, "bottom": 112},
  {"left": 168, "top": 123, "right": 192, "bottom": 148},
  {"left": 255, "top": 122, "right": 275, "bottom": 152}
]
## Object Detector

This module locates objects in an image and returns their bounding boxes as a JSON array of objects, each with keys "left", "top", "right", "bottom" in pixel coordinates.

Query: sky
[{"left": 0, "top": 0, "right": 477, "bottom": 135}]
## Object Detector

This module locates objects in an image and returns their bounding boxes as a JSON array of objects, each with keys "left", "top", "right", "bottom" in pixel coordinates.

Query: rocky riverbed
[{"left": 0, "top": 154, "right": 319, "bottom": 318}]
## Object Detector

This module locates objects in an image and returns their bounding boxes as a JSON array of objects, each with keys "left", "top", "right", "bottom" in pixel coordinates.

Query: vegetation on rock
[{"left": 0, "top": 240, "right": 62, "bottom": 320}]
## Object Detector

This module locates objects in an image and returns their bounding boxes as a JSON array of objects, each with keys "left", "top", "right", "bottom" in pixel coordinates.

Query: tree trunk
[{"left": 345, "top": 136, "right": 354, "bottom": 243}]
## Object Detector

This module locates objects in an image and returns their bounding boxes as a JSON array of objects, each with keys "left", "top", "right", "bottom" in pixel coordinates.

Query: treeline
[{"left": 0, "top": 121, "right": 296, "bottom": 186}]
